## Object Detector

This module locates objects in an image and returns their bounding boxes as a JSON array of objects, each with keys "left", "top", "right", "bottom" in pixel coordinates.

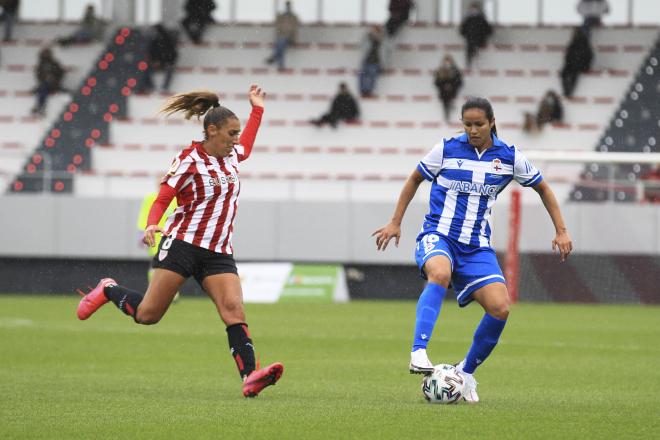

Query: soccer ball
[{"left": 421, "top": 364, "right": 464, "bottom": 404}]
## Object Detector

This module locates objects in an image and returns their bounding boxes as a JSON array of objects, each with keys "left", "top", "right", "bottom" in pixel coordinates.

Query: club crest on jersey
[
  {"left": 167, "top": 157, "right": 181, "bottom": 176},
  {"left": 158, "top": 250, "right": 168, "bottom": 261},
  {"left": 491, "top": 158, "right": 503, "bottom": 172}
]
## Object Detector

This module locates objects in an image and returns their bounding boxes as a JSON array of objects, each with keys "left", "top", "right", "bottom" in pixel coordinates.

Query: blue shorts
[{"left": 414, "top": 232, "right": 505, "bottom": 307}]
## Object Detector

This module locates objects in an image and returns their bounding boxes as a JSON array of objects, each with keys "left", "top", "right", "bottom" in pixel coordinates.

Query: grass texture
[{"left": 1, "top": 296, "right": 659, "bottom": 439}]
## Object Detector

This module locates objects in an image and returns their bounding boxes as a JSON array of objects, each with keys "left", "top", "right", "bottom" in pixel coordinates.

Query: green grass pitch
[{"left": 1, "top": 295, "right": 659, "bottom": 439}]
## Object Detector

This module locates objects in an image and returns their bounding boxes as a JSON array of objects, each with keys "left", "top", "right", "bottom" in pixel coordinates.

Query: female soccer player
[
  {"left": 373, "top": 97, "right": 572, "bottom": 403},
  {"left": 77, "top": 85, "right": 284, "bottom": 398}
]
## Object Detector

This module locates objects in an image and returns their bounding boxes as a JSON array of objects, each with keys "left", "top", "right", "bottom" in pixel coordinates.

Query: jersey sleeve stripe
[
  {"left": 521, "top": 172, "right": 542, "bottom": 187},
  {"left": 417, "top": 162, "right": 435, "bottom": 181}
]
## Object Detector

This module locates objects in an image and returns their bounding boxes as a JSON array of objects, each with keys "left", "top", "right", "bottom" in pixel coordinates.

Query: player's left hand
[
  {"left": 248, "top": 84, "right": 265, "bottom": 108},
  {"left": 552, "top": 230, "right": 573, "bottom": 262},
  {"left": 143, "top": 224, "right": 167, "bottom": 247},
  {"left": 372, "top": 222, "right": 401, "bottom": 251}
]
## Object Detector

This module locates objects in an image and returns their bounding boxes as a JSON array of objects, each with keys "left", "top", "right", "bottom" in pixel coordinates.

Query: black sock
[
  {"left": 226, "top": 323, "right": 256, "bottom": 379},
  {"left": 103, "top": 285, "right": 143, "bottom": 319}
]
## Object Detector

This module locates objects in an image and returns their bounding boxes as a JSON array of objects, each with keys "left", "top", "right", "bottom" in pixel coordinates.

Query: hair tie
[{"left": 212, "top": 101, "right": 220, "bottom": 108}]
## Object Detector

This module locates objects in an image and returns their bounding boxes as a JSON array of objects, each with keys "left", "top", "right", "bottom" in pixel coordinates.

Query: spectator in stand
[
  {"left": 31, "top": 47, "right": 65, "bottom": 116},
  {"left": 0, "top": 0, "right": 19, "bottom": 42},
  {"left": 265, "top": 1, "right": 299, "bottom": 71},
  {"left": 522, "top": 112, "right": 538, "bottom": 133},
  {"left": 310, "top": 82, "right": 360, "bottom": 128},
  {"left": 560, "top": 27, "right": 593, "bottom": 97},
  {"left": 141, "top": 24, "right": 178, "bottom": 94},
  {"left": 459, "top": 2, "right": 492, "bottom": 68},
  {"left": 433, "top": 55, "right": 463, "bottom": 122},
  {"left": 536, "top": 90, "right": 563, "bottom": 128},
  {"left": 181, "top": 0, "right": 215, "bottom": 45},
  {"left": 385, "top": 0, "right": 414, "bottom": 37},
  {"left": 359, "top": 25, "right": 388, "bottom": 98},
  {"left": 56, "top": 4, "right": 105, "bottom": 46},
  {"left": 577, "top": 0, "right": 610, "bottom": 34}
]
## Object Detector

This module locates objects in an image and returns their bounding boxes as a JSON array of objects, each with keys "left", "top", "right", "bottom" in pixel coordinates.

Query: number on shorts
[
  {"left": 161, "top": 235, "right": 174, "bottom": 250},
  {"left": 422, "top": 234, "right": 439, "bottom": 253}
]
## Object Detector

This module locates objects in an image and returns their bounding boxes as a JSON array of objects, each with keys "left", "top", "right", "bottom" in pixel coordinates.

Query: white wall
[{"left": 0, "top": 195, "right": 658, "bottom": 261}]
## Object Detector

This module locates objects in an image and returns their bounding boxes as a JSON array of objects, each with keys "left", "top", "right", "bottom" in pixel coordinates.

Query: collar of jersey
[
  {"left": 192, "top": 141, "right": 230, "bottom": 162},
  {"left": 457, "top": 132, "right": 506, "bottom": 148}
]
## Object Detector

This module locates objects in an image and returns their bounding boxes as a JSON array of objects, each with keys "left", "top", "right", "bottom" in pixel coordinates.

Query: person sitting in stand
[
  {"left": 310, "top": 82, "right": 360, "bottom": 128},
  {"left": 31, "top": 47, "right": 65, "bottom": 116},
  {"left": 56, "top": 4, "right": 105, "bottom": 46},
  {"left": 385, "top": 0, "right": 414, "bottom": 37},
  {"left": 536, "top": 90, "right": 563, "bottom": 129},
  {"left": 560, "top": 27, "right": 593, "bottom": 97},
  {"left": 459, "top": 2, "right": 492, "bottom": 68},
  {"left": 180, "top": 0, "right": 215, "bottom": 45},
  {"left": 265, "top": 1, "right": 299, "bottom": 71},
  {"left": 141, "top": 24, "right": 179, "bottom": 94},
  {"left": 577, "top": 0, "right": 610, "bottom": 34},
  {"left": 0, "top": 0, "right": 19, "bottom": 42},
  {"left": 433, "top": 55, "right": 463, "bottom": 122},
  {"left": 358, "top": 25, "right": 388, "bottom": 98}
]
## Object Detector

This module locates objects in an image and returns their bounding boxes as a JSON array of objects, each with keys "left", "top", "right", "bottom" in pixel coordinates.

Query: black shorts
[{"left": 152, "top": 236, "right": 238, "bottom": 285}]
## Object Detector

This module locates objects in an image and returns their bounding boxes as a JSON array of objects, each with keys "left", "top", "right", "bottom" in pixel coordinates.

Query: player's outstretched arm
[
  {"left": 532, "top": 180, "right": 573, "bottom": 261},
  {"left": 373, "top": 169, "right": 425, "bottom": 251},
  {"left": 238, "top": 84, "right": 265, "bottom": 162}
]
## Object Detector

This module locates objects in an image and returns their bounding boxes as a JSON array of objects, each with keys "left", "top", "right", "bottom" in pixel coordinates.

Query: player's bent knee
[
  {"left": 220, "top": 298, "right": 245, "bottom": 321},
  {"left": 425, "top": 268, "right": 451, "bottom": 287},
  {"left": 223, "top": 301, "right": 245, "bottom": 318},
  {"left": 489, "top": 303, "right": 510, "bottom": 320}
]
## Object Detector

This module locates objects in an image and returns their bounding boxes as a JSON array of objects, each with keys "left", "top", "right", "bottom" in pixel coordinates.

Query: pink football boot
[{"left": 76, "top": 278, "right": 117, "bottom": 320}]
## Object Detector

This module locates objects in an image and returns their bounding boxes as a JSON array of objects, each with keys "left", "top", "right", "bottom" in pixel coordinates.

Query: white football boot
[
  {"left": 409, "top": 348, "right": 434, "bottom": 375},
  {"left": 455, "top": 360, "right": 479, "bottom": 403}
]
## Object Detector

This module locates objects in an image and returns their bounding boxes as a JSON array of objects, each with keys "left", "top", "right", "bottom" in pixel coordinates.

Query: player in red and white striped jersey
[{"left": 76, "top": 85, "right": 283, "bottom": 398}]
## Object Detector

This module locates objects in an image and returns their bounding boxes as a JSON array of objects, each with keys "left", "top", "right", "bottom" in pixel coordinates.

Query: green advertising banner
[{"left": 279, "top": 264, "right": 340, "bottom": 302}]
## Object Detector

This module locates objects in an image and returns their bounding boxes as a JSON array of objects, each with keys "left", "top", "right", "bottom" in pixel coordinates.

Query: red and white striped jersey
[{"left": 162, "top": 141, "right": 245, "bottom": 254}]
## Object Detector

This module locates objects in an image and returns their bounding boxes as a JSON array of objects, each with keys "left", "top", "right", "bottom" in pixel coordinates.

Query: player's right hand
[
  {"left": 372, "top": 223, "right": 401, "bottom": 251},
  {"left": 248, "top": 84, "right": 265, "bottom": 107},
  {"left": 143, "top": 224, "right": 167, "bottom": 247}
]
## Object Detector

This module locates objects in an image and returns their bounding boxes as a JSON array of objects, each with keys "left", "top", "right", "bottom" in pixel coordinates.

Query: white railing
[
  {"left": 3, "top": 151, "right": 659, "bottom": 202},
  {"left": 17, "top": 0, "right": 660, "bottom": 26}
]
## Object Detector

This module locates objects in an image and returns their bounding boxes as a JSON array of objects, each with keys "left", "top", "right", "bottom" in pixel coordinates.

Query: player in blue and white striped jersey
[{"left": 373, "top": 97, "right": 573, "bottom": 403}]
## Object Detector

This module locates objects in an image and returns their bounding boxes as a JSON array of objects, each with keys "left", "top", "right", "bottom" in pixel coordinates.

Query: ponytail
[
  {"left": 160, "top": 90, "right": 237, "bottom": 135},
  {"left": 160, "top": 90, "right": 220, "bottom": 120}
]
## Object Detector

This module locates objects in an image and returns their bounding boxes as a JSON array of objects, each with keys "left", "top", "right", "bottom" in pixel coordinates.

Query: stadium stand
[
  {"left": 3, "top": 25, "right": 147, "bottom": 193},
  {"left": 571, "top": 33, "right": 660, "bottom": 202},
  {"left": 0, "top": 24, "right": 657, "bottom": 198}
]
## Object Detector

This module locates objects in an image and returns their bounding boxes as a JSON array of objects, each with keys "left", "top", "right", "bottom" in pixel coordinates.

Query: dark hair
[
  {"left": 159, "top": 90, "right": 237, "bottom": 138},
  {"left": 461, "top": 96, "right": 497, "bottom": 136}
]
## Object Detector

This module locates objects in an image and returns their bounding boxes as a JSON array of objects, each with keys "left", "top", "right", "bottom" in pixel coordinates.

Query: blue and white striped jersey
[{"left": 416, "top": 133, "right": 542, "bottom": 248}]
